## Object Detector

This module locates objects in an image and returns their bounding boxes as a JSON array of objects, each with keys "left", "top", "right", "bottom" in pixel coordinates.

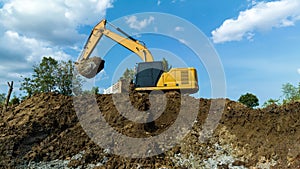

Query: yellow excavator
[{"left": 75, "top": 19, "right": 199, "bottom": 93}]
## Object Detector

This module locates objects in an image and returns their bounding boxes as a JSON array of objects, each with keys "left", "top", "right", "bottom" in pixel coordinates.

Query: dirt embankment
[{"left": 0, "top": 93, "right": 300, "bottom": 168}]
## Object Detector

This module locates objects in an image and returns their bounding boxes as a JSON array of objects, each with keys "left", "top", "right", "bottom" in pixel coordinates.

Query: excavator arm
[
  {"left": 80, "top": 19, "right": 154, "bottom": 62},
  {"left": 76, "top": 19, "right": 154, "bottom": 78},
  {"left": 79, "top": 20, "right": 105, "bottom": 61}
]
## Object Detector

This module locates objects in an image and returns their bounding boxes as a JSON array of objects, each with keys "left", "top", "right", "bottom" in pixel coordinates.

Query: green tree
[
  {"left": 282, "top": 82, "right": 300, "bottom": 103},
  {"left": 120, "top": 68, "right": 135, "bottom": 81},
  {"left": 162, "top": 58, "right": 172, "bottom": 71},
  {"left": 9, "top": 95, "right": 20, "bottom": 105},
  {"left": 20, "top": 56, "right": 75, "bottom": 97},
  {"left": 0, "top": 93, "right": 5, "bottom": 104},
  {"left": 91, "top": 86, "right": 99, "bottom": 94},
  {"left": 238, "top": 93, "right": 259, "bottom": 108},
  {"left": 72, "top": 75, "right": 84, "bottom": 95},
  {"left": 262, "top": 98, "right": 280, "bottom": 108},
  {"left": 82, "top": 86, "right": 99, "bottom": 95},
  {"left": 57, "top": 60, "right": 73, "bottom": 96},
  {"left": 20, "top": 77, "right": 35, "bottom": 97},
  {"left": 32, "top": 57, "right": 59, "bottom": 93}
]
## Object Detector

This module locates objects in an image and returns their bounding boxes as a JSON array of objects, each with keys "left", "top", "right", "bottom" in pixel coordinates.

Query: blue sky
[{"left": 0, "top": 0, "right": 299, "bottom": 106}]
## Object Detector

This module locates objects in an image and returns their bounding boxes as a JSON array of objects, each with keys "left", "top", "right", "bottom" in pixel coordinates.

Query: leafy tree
[
  {"left": 71, "top": 75, "right": 84, "bottom": 95},
  {"left": 32, "top": 57, "right": 59, "bottom": 93},
  {"left": 262, "top": 82, "right": 300, "bottom": 106},
  {"left": 262, "top": 98, "right": 280, "bottom": 108},
  {"left": 57, "top": 60, "right": 73, "bottom": 96},
  {"left": 9, "top": 95, "right": 20, "bottom": 105},
  {"left": 20, "top": 77, "right": 35, "bottom": 97},
  {"left": 82, "top": 86, "right": 99, "bottom": 95},
  {"left": 281, "top": 82, "right": 300, "bottom": 103},
  {"left": 120, "top": 68, "right": 135, "bottom": 81},
  {"left": 238, "top": 93, "right": 259, "bottom": 108},
  {"left": 20, "top": 56, "right": 75, "bottom": 97},
  {"left": 91, "top": 86, "right": 99, "bottom": 94},
  {"left": 162, "top": 57, "right": 172, "bottom": 71},
  {"left": 0, "top": 93, "right": 5, "bottom": 104}
]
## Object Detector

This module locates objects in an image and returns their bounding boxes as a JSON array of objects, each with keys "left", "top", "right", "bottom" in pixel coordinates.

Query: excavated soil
[{"left": 0, "top": 92, "right": 300, "bottom": 168}]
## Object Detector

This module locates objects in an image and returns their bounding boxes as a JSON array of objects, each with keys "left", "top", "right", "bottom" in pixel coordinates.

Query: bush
[
  {"left": 238, "top": 93, "right": 259, "bottom": 108},
  {"left": 10, "top": 96, "right": 20, "bottom": 105}
]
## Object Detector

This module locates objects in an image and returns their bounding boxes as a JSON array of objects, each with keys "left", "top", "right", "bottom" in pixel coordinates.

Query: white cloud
[
  {"left": 247, "top": 0, "right": 257, "bottom": 7},
  {"left": 0, "top": 0, "right": 113, "bottom": 45},
  {"left": 297, "top": 68, "right": 300, "bottom": 74},
  {"left": 171, "top": 0, "right": 185, "bottom": 3},
  {"left": 0, "top": 0, "right": 114, "bottom": 95},
  {"left": 174, "top": 26, "right": 184, "bottom": 32},
  {"left": 0, "top": 30, "right": 71, "bottom": 90},
  {"left": 212, "top": 0, "right": 300, "bottom": 43},
  {"left": 2, "top": 30, "right": 70, "bottom": 62},
  {"left": 64, "top": 0, "right": 113, "bottom": 25},
  {"left": 157, "top": 0, "right": 161, "bottom": 6},
  {"left": 125, "top": 15, "right": 155, "bottom": 31}
]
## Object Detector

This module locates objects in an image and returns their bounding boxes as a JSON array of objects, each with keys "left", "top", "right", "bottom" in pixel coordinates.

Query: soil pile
[{"left": 0, "top": 93, "right": 300, "bottom": 168}]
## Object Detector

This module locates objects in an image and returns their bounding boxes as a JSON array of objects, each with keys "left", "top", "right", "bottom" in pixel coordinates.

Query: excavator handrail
[{"left": 79, "top": 19, "right": 154, "bottom": 62}]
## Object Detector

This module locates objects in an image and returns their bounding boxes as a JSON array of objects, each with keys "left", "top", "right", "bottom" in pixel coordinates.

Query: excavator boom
[
  {"left": 76, "top": 19, "right": 153, "bottom": 78},
  {"left": 79, "top": 20, "right": 106, "bottom": 61}
]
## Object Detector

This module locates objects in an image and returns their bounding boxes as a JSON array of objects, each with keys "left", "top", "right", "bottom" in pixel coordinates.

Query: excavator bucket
[{"left": 75, "top": 57, "right": 105, "bottom": 79}]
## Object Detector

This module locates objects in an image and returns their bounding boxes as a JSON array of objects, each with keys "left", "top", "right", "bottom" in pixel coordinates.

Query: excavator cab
[
  {"left": 134, "top": 61, "right": 199, "bottom": 93},
  {"left": 134, "top": 61, "right": 164, "bottom": 88}
]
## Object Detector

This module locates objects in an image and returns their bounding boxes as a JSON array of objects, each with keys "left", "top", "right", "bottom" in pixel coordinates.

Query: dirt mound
[
  {"left": 222, "top": 101, "right": 300, "bottom": 168},
  {"left": 0, "top": 93, "right": 78, "bottom": 167},
  {"left": 0, "top": 93, "right": 300, "bottom": 168}
]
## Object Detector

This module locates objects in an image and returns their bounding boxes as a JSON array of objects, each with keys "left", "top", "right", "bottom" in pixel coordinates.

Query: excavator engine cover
[{"left": 76, "top": 57, "right": 105, "bottom": 79}]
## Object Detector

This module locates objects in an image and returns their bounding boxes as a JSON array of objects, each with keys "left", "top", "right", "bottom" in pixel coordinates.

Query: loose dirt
[{"left": 0, "top": 92, "right": 300, "bottom": 168}]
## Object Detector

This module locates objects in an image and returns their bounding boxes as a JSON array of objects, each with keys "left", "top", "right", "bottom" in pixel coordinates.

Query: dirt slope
[{"left": 0, "top": 93, "right": 300, "bottom": 168}]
